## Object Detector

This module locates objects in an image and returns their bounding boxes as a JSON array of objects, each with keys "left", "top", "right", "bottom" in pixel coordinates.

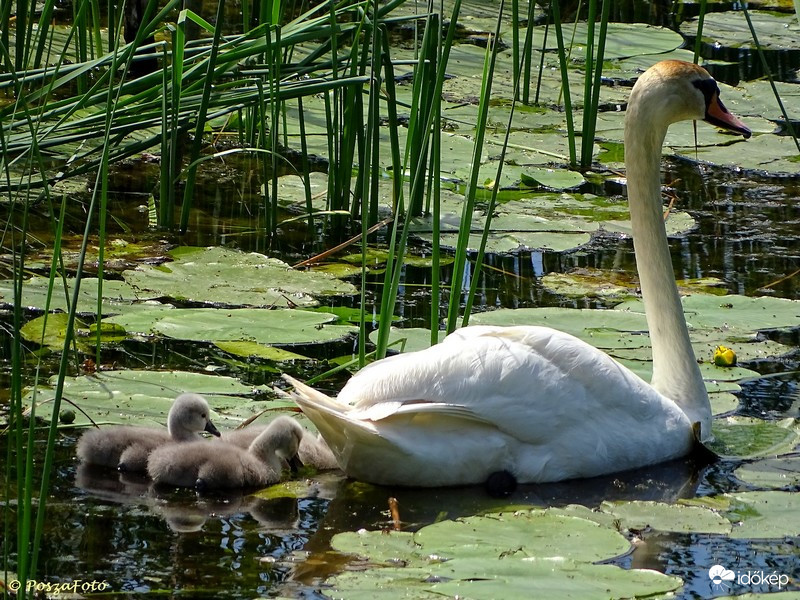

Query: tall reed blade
[{"left": 445, "top": 0, "right": 504, "bottom": 333}]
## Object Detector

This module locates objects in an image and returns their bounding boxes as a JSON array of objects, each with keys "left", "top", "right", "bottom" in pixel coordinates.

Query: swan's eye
[{"left": 691, "top": 78, "right": 719, "bottom": 109}]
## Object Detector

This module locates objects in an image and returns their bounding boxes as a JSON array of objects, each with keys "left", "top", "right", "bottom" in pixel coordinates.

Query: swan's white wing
[{"left": 285, "top": 326, "right": 693, "bottom": 485}]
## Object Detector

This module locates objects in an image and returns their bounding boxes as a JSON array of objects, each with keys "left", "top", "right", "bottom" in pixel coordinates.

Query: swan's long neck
[{"left": 624, "top": 97, "right": 711, "bottom": 439}]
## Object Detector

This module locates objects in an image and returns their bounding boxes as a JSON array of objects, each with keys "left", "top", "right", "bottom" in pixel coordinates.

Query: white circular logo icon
[{"left": 709, "top": 564, "right": 735, "bottom": 587}]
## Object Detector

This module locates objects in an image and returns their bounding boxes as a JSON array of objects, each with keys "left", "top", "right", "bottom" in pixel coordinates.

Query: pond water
[
  {"left": 3, "top": 0, "right": 800, "bottom": 598},
  {"left": 2, "top": 154, "right": 799, "bottom": 598}
]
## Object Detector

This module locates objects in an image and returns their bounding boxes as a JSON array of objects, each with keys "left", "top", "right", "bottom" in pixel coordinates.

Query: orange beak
[{"left": 705, "top": 93, "right": 751, "bottom": 138}]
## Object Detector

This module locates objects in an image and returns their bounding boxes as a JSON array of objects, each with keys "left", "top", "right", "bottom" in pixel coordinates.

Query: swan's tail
[
  {"left": 281, "top": 374, "right": 352, "bottom": 416},
  {"left": 281, "top": 375, "right": 382, "bottom": 473}
]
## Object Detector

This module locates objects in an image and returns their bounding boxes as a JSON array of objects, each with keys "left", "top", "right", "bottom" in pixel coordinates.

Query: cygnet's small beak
[
  {"left": 205, "top": 421, "right": 221, "bottom": 437},
  {"left": 288, "top": 454, "right": 304, "bottom": 473}
]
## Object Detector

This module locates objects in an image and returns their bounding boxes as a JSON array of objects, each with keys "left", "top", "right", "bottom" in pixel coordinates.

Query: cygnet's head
[
  {"left": 626, "top": 60, "right": 751, "bottom": 137},
  {"left": 168, "top": 393, "right": 221, "bottom": 440},
  {"left": 249, "top": 416, "right": 304, "bottom": 471}
]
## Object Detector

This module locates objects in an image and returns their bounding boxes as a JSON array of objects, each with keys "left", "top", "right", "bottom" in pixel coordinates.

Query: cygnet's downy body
[
  {"left": 147, "top": 416, "right": 304, "bottom": 490},
  {"left": 76, "top": 393, "right": 220, "bottom": 472}
]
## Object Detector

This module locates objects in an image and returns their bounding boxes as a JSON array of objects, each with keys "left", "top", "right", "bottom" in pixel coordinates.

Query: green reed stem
[
  {"left": 551, "top": 0, "right": 576, "bottom": 166},
  {"left": 692, "top": 0, "right": 706, "bottom": 64},
  {"left": 374, "top": 0, "right": 461, "bottom": 359},
  {"left": 179, "top": 2, "right": 226, "bottom": 232},
  {"left": 446, "top": 0, "right": 503, "bottom": 333}
]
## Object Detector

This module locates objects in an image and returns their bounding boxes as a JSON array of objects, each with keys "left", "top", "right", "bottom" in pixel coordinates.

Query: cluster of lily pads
[{"left": 323, "top": 492, "right": 800, "bottom": 599}]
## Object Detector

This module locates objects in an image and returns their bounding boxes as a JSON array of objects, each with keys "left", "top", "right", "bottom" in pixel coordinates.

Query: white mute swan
[
  {"left": 282, "top": 60, "right": 751, "bottom": 487},
  {"left": 76, "top": 392, "right": 221, "bottom": 472},
  {"left": 147, "top": 416, "right": 304, "bottom": 490}
]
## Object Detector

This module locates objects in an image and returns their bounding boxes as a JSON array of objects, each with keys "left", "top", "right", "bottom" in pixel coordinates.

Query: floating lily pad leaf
[
  {"left": 0, "top": 276, "right": 158, "bottom": 314},
  {"left": 542, "top": 268, "right": 636, "bottom": 300},
  {"left": 537, "top": 22, "right": 684, "bottom": 60},
  {"left": 20, "top": 313, "right": 88, "bottom": 350},
  {"left": 710, "top": 391, "right": 740, "bottom": 415},
  {"left": 23, "top": 236, "right": 173, "bottom": 274},
  {"left": 27, "top": 370, "right": 275, "bottom": 428},
  {"left": 413, "top": 511, "right": 630, "bottom": 563},
  {"left": 723, "top": 491, "right": 800, "bottom": 539},
  {"left": 734, "top": 456, "right": 800, "bottom": 489},
  {"left": 309, "top": 262, "right": 363, "bottom": 278},
  {"left": 332, "top": 529, "right": 426, "bottom": 565},
  {"left": 675, "top": 133, "right": 800, "bottom": 176},
  {"left": 681, "top": 10, "right": 800, "bottom": 51},
  {"left": 617, "top": 293, "right": 800, "bottom": 333},
  {"left": 327, "top": 510, "right": 682, "bottom": 600},
  {"left": 434, "top": 559, "right": 682, "bottom": 600},
  {"left": 214, "top": 341, "right": 310, "bottom": 361},
  {"left": 276, "top": 172, "right": 329, "bottom": 211},
  {"left": 714, "top": 593, "right": 800, "bottom": 600},
  {"left": 328, "top": 558, "right": 682, "bottom": 600},
  {"left": 104, "top": 308, "right": 356, "bottom": 345},
  {"left": 411, "top": 192, "right": 695, "bottom": 254},
  {"left": 737, "top": 80, "right": 800, "bottom": 125},
  {"left": 470, "top": 306, "right": 649, "bottom": 335},
  {"left": 367, "top": 327, "right": 447, "bottom": 354},
  {"left": 708, "top": 417, "right": 800, "bottom": 459},
  {"left": 520, "top": 168, "right": 585, "bottom": 190},
  {"left": 615, "top": 50, "right": 733, "bottom": 80},
  {"left": 122, "top": 246, "right": 357, "bottom": 308},
  {"left": 596, "top": 500, "right": 731, "bottom": 534}
]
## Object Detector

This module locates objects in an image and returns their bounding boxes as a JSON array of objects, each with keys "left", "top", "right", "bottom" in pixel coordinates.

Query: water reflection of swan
[
  {"left": 283, "top": 60, "right": 751, "bottom": 488},
  {"left": 76, "top": 393, "right": 220, "bottom": 472}
]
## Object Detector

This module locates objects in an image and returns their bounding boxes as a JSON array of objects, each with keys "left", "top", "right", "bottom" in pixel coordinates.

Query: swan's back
[{"left": 287, "top": 326, "right": 694, "bottom": 486}]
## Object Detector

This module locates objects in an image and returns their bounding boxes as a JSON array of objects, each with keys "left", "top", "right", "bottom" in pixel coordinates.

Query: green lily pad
[
  {"left": 328, "top": 510, "right": 683, "bottom": 600},
  {"left": 430, "top": 559, "right": 683, "bottom": 600},
  {"left": 412, "top": 510, "right": 630, "bottom": 563},
  {"left": 20, "top": 313, "right": 89, "bottom": 350},
  {"left": 734, "top": 456, "right": 800, "bottom": 489},
  {"left": 710, "top": 391, "right": 740, "bottom": 415},
  {"left": 724, "top": 491, "right": 800, "bottom": 539},
  {"left": 214, "top": 341, "right": 311, "bottom": 361},
  {"left": 708, "top": 417, "right": 800, "bottom": 459},
  {"left": 594, "top": 500, "right": 732, "bottom": 534},
  {"left": 367, "top": 328, "right": 448, "bottom": 354},
  {"left": 410, "top": 191, "right": 697, "bottom": 254},
  {"left": 26, "top": 370, "right": 283, "bottom": 429},
  {"left": 104, "top": 308, "right": 357, "bottom": 345},
  {"left": 0, "top": 276, "right": 156, "bottom": 314},
  {"left": 122, "top": 246, "right": 357, "bottom": 308},
  {"left": 539, "top": 22, "right": 684, "bottom": 60},
  {"left": 541, "top": 268, "right": 636, "bottom": 300},
  {"left": 520, "top": 168, "right": 585, "bottom": 190},
  {"left": 680, "top": 10, "right": 800, "bottom": 51},
  {"left": 713, "top": 593, "right": 800, "bottom": 600}
]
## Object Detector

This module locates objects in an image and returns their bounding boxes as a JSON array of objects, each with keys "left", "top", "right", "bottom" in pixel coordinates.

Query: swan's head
[
  {"left": 168, "top": 393, "right": 221, "bottom": 439},
  {"left": 626, "top": 60, "right": 751, "bottom": 138}
]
